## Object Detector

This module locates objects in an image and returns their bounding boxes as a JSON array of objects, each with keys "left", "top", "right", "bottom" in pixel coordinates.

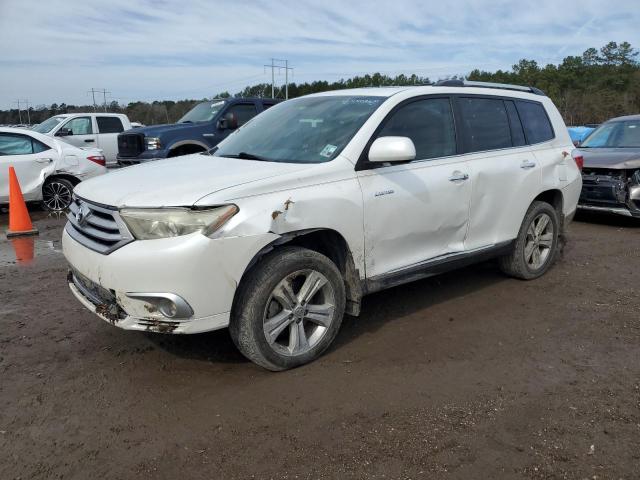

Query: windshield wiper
[{"left": 223, "top": 151, "right": 271, "bottom": 161}]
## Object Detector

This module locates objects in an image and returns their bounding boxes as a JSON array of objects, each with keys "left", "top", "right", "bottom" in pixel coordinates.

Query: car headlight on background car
[
  {"left": 145, "top": 137, "right": 162, "bottom": 150},
  {"left": 119, "top": 205, "right": 238, "bottom": 240}
]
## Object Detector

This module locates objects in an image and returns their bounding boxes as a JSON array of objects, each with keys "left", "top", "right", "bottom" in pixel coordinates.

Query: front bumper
[{"left": 63, "top": 227, "right": 277, "bottom": 334}]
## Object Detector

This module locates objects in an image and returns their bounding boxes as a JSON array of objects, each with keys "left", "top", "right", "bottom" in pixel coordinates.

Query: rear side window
[
  {"left": 0, "top": 134, "right": 50, "bottom": 155},
  {"left": 376, "top": 98, "right": 456, "bottom": 160},
  {"left": 97, "top": 116, "right": 125, "bottom": 134},
  {"left": 458, "top": 97, "right": 511, "bottom": 152},
  {"left": 516, "top": 101, "right": 554, "bottom": 144},
  {"left": 505, "top": 101, "right": 526, "bottom": 147},
  {"left": 226, "top": 103, "right": 258, "bottom": 126}
]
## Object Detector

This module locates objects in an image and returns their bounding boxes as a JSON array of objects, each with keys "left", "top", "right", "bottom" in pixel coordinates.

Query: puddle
[
  {"left": 0, "top": 235, "right": 64, "bottom": 267},
  {"left": 0, "top": 210, "right": 67, "bottom": 266}
]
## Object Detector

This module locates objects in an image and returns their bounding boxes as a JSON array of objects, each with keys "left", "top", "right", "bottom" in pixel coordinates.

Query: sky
[{"left": 0, "top": 0, "right": 638, "bottom": 108}]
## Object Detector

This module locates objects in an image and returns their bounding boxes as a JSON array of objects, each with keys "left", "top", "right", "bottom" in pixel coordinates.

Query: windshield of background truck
[
  {"left": 178, "top": 101, "right": 226, "bottom": 123},
  {"left": 32, "top": 116, "right": 65, "bottom": 133}
]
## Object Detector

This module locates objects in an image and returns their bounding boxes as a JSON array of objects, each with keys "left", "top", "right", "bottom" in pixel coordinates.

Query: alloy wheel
[
  {"left": 524, "top": 212, "right": 554, "bottom": 270},
  {"left": 43, "top": 181, "right": 73, "bottom": 211},
  {"left": 262, "top": 269, "right": 336, "bottom": 357}
]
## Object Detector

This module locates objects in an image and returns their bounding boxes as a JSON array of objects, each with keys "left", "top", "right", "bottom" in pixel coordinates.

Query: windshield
[
  {"left": 32, "top": 115, "right": 66, "bottom": 133},
  {"left": 581, "top": 120, "right": 640, "bottom": 148},
  {"left": 213, "top": 95, "right": 386, "bottom": 163},
  {"left": 178, "top": 101, "right": 226, "bottom": 123}
]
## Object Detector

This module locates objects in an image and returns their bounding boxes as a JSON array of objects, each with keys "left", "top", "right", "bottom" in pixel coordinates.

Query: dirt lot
[{"left": 1, "top": 209, "right": 639, "bottom": 479}]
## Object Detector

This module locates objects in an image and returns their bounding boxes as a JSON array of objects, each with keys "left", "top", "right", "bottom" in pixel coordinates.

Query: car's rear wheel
[
  {"left": 229, "top": 246, "right": 345, "bottom": 371},
  {"left": 499, "top": 201, "right": 559, "bottom": 280},
  {"left": 42, "top": 178, "right": 74, "bottom": 211}
]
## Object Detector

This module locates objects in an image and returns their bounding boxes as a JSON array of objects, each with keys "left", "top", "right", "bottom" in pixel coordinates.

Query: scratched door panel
[{"left": 357, "top": 157, "right": 471, "bottom": 278}]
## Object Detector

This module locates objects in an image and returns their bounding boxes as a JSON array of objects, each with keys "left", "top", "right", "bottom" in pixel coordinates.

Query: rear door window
[
  {"left": 97, "top": 116, "right": 125, "bottom": 134},
  {"left": 515, "top": 101, "right": 554, "bottom": 144},
  {"left": 458, "top": 97, "right": 512, "bottom": 152},
  {"left": 0, "top": 133, "right": 35, "bottom": 155},
  {"left": 376, "top": 97, "right": 457, "bottom": 160},
  {"left": 226, "top": 103, "right": 258, "bottom": 126}
]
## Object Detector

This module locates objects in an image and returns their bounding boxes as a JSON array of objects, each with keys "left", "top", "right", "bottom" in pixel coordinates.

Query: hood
[
  {"left": 578, "top": 147, "right": 640, "bottom": 169},
  {"left": 126, "top": 122, "right": 202, "bottom": 137},
  {"left": 73, "top": 154, "right": 312, "bottom": 207}
]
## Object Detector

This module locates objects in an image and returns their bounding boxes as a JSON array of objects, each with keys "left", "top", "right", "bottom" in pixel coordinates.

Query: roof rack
[{"left": 434, "top": 79, "right": 546, "bottom": 96}]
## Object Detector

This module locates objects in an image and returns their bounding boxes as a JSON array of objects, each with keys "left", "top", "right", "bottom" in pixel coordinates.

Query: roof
[
  {"left": 307, "top": 84, "right": 547, "bottom": 101},
  {"left": 605, "top": 114, "right": 640, "bottom": 122}
]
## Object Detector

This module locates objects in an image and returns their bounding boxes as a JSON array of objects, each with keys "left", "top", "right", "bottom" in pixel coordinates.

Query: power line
[
  {"left": 11, "top": 99, "right": 30, "bottom": 124},
  {"left": 264, "top": 59, "right": 294, "bottom": 99},
  {"left": 87, "top": 88, "right": 111, "bottom": 111}
]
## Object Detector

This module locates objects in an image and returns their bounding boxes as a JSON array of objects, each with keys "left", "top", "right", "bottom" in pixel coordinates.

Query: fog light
[
  {"left": 158, "top": 299, "right": 178, "bottom": 318},
  {"left": 125, "top": 292, "right": 194, "bottom": 319}
]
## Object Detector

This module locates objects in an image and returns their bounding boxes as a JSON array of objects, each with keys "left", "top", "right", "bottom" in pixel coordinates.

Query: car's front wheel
[
  {"left": 229, "top": 246, "right": 346, "bottom": 371},
  {"left": 499, "top": 200, "right": 560, "bottom": 280},
  {"left": 42, "top": 178, "right": 74, "bottom": 211}
]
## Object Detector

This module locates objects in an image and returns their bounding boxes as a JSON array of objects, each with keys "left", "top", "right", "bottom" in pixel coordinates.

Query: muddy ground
[{"left": 0, "top": 208, "right": 639, "bottom": 479}]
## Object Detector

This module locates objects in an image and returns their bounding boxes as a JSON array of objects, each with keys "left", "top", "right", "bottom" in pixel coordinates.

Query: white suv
[{"left": 63, "top": 81, "right": 582, "bottom": 370}]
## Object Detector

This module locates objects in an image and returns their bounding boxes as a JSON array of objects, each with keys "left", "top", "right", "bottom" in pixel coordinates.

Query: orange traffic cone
[{"left": 6, "top": 166, "right": 38, "bottom": 237}]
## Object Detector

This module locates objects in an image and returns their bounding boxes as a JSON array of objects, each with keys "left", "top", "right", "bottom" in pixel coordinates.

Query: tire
[
  {"left": 499, "top": 201, "right": 560, "bottom": 280},
  {"left": 229, "top": 246, "right": 346, "bottom": 371},
  {"left": 42, "top": 178, "right": 74, "bottom": 211}
]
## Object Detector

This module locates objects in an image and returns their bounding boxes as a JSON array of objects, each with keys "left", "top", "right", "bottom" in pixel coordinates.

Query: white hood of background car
[{"left": 73, "top": 154, "right": 312, "bottom": 207}]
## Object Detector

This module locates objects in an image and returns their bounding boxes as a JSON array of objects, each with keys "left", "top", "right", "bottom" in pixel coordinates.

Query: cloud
[{"left": 0, "top": 0, "right": 638, "bottom": 106}]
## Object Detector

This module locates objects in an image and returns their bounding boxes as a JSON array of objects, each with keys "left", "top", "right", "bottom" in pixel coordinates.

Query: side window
[
  {"left": 96, "top": 116, "right": 124, "bottom": 134},
  {"left": 0, "top": 134, "right": 34, "bottom": 155},
  {"left": 376, "top": 98, "right": 456, "bottom": 160},
  {"left": 458, "top": 97, "right": 512, "bottom": 152},
  {"left": 63, "top": 117, "right": 93, "bottom": 135},
  {"left": 227, "top": 104, "right": 258, "bottom": 126},
  {"left": 505, "top": 101, "right": 526, "bottom": 147},
  {"left": 262, "top": 102, "right": 277, "bottom": 110},
  {"left": 32, "top": 139, "right": 51, "bottom": 153},
  {"left": 515, "top": 101, "right": 554, "bottom": 144}
]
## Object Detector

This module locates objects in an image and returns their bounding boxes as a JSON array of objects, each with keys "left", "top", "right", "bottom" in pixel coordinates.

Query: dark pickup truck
[{"left": 117, "top": 97, "right": 279, "bottom": 165}]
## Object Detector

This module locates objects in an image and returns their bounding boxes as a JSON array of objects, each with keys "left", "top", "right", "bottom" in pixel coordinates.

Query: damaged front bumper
[
  {"left": 63, "top": 227, "right": 277, "bottom": 334},
  {"left": 578, "top": 168, "right": 640, "bottom": 217}
]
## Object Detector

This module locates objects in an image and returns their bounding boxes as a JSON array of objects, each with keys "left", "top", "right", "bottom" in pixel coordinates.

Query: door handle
[
  {"left": 449, "top": 171, "right": 469, "bottom": 182},
  {"left": 520, "top": 160, "right": 536, "bottom": 169},
  {"left": 84, "top": 139, "right": 95, "bottom": 143},
  {"left": 36, "top": 158, "right": 53, "bottom": 163}
]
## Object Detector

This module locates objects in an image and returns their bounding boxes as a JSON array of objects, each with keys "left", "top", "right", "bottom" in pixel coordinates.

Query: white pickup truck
[{"left": 32, "top": 113, "right": 132, "bottom": 166}]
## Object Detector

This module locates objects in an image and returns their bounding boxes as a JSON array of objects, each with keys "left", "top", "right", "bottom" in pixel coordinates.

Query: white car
[
  {"left": 63, "top": 81, "right": 582, "bottom": 370},
  {"left": 0, "top": 127, "right": 107, "bottom": 211},
  {"left": 32, "top": 113, "right": 132, "bottom": 166}
]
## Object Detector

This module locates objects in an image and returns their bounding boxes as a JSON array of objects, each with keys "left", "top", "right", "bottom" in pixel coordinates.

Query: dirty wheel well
[
  {"left": 534, "top": 190, "right": 563, "bottom": 215},
  {"left": 533, "top": 189, "right": 565, "bottom": 233},
  {"left": 168, "top": 144, "right": 206, "bottom": 157},
  {"left": 44, "top": 174, "right": 81, "bottom": 187},
  {"left": 243, "top": 229, "right": 362, "bottom": 316}
]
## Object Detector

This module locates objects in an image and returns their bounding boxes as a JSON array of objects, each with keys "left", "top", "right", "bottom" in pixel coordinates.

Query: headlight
[
  {"left": 145, "top": 137, "right": 161, "bottom": 150},
  {"left": 119, "top": 205, "right": 238, "bottom": 240}
]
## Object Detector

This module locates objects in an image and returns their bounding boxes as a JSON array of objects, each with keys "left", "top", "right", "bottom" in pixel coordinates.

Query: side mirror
[
  {"left": 217, "top": 112, "right": 239, "bottom": 130},
  {"left": 57, "top": 128, "right": 72, "bottom": 137},
  {"left": 368, "top": 136, "right": 416, "bottom": 163}
]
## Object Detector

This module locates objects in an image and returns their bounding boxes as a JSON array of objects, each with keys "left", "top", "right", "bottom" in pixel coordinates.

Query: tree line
[{"left": 1, "top": 41, "right": 637, "bottom": 127}]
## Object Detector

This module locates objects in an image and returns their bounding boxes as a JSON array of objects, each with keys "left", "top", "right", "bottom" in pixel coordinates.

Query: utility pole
[
  {"left": 88, "top": 88, "right": 110, "bottom": 111},
  {"left": 263, "top": 59, "right": 294, "bottom": 99},
  {"left": 22, "top": 99, "right": 31, "bottom": 125},
  {"left": 12, "top": 99, "right": 22, "bottom": 124}
]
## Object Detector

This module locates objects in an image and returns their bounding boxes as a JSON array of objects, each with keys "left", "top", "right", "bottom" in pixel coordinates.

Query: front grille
[
  {"left": 66, "top": 197, "right": 133, "bottom": 254},
  {"left": 580, "top": 168, "right": 627, "bottom": 206},
  {"left": 118, "top": 133, "right": 144, "bottom": 158}
]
